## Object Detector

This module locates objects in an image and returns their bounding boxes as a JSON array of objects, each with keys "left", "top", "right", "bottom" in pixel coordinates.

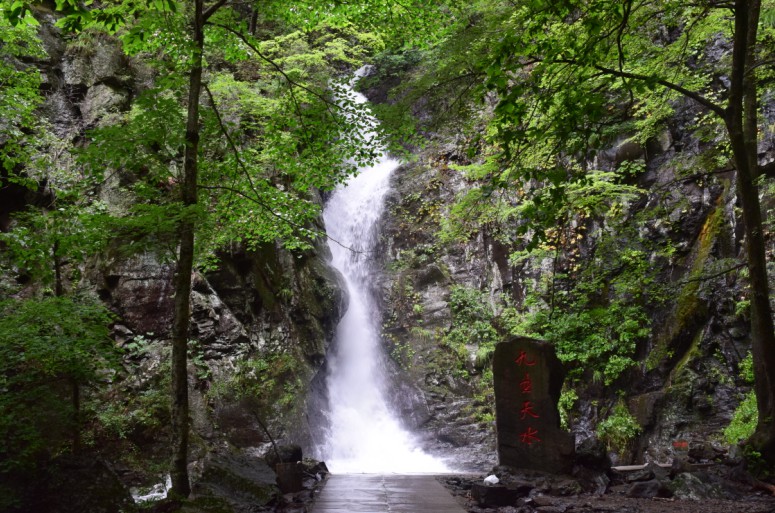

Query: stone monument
[{"left": 493, "top": 336, "right": 575, "bottom": 474}]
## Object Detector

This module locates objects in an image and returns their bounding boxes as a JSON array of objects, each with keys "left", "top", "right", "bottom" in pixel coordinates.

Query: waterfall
[{"left": 318, "top": 70, "right": 449, "bottom": 474}]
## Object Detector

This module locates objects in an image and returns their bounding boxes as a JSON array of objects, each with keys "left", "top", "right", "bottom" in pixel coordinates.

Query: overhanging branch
[
  {"left": 203, "top": 0, "right": 229, "bottom": 21},
  {"left": 205, "top": 21, "right": 338, "bottom": 109},
  {"left": 201, "top": 85, "right": 369, "bottom": 256},
  {"left": 552, "top": 58, "right": 726, "bottom": 118},
  {"left": 675, "top": 263, "right": 746, "bottom": 286}
]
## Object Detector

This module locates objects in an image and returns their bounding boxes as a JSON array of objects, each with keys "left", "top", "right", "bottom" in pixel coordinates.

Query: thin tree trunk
[
  {"left": 53, "top": 240, "right": 63, "bottom": 297},
  {"left": 249, "top": 8, "right": 258, "bottom": 36},
  {"left": 169, "top": 0, "right": 205, "bottom": 498},
  {"left": 72, "top": 379, "right": 81, "bottom": 455},
  {"left": 726, "top": 0, "right": 775, "bottom": 461},
  {"left": 53, "top": 240, "right": 79, "bottom": 452}
]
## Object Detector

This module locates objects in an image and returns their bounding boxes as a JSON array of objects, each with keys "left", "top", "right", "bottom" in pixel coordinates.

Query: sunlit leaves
[{"left": 0, "top": 12, "right": 45, "bottom": 174}]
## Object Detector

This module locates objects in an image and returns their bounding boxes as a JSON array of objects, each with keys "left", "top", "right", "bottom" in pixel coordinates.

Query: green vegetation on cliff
[{"left": 1, "top": 0, "right": 775, "bottom": 507}]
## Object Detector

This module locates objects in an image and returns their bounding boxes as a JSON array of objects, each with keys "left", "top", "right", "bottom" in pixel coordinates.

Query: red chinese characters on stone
[
  {"left": 519, "top": 373, "right": 533, "bottom": 394},
  {"left": 520, "top": 427, "right": 541, "bottom": 445},
  {"left": 520, "top": 400, "right": 540, "bottom": 419},
  {"left": 514, "top": 350, "right": 536, "bottom": 366},
  {"left": 514, "top": 349, "right": 541, "bottom": 444}
]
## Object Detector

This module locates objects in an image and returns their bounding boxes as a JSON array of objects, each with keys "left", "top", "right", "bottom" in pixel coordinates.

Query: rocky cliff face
[
  {"left": 360, "top": 63, "right": 774, "bottom": 468},
  {"left": 3, "top": 15, "right": 347, "bottom": 485},
  {"left": 374, "top": 158, "right": 501, "bottom": 471}
]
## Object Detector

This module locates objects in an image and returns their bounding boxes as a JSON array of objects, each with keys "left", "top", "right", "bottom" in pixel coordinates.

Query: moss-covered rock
[{"left": 189, "top": 451, "right": 279, "bottom": 512}]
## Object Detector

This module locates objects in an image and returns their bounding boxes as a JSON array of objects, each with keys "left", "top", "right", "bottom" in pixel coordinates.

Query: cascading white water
[{"left": 319, "top": 71, "right": 449, "bottom": 474}]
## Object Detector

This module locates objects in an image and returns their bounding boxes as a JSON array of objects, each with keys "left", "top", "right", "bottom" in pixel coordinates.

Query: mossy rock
[{"left": 190, "top": 451, "right": 279, "bottom": 512}]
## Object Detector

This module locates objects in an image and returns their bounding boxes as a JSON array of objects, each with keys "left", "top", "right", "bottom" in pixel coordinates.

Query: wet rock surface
[
  {"left": 188, "top": 451, "right": 280, "bottom": 512},
  {"left": 376, "top": 159, "right": 502, "bottom": 471},
  {"left": 438, "top": 463, "right": 775, "bottom": 513}
]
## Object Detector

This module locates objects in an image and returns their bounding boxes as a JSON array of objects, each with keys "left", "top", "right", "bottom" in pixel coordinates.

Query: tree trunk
[
  {"left": 53, "top": 240, "right": 63, "bottom": 297},
  {"left": 249, "top": 8, "right": 258, "bottom": 36},
  {"left": 169, "top": 0, "right": 205, "bottom": 498},
  {"left": 726, "top": 0, "right": 775, "bottom": 462},
  {"left": 71, "top": 379, "right": 81, "bottom": 455}
]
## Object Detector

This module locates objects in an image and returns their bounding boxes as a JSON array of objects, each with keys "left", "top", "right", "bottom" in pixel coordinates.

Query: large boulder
[
  {"left": 189, "top": 451, "right": 279, "bottom": 512},
  {"left": 669, "top": 472, "right": 727, "bottom": 500}
]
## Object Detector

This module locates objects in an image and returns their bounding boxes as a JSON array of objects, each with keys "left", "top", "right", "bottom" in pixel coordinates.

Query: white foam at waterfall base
[{"left": 319, "top": 74, "right": 450, "bottom": 474}]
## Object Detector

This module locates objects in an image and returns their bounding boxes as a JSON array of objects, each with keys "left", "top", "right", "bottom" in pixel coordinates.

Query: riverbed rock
[
  {"left": 627, "top": 479, "right": 672, "bottom": 499},
  {"left": 669, "top": 472, "right": 727, "bottom": 500},
  {"left": 574, "top": 437, "right": 611, "bottom": 472}
]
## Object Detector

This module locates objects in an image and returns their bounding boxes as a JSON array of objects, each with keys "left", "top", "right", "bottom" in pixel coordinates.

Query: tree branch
[
  {"left": 675, "top": 263, "right": 746, "bottom": 286},
  {"left": 201, "top": 86, "right": 370, "bottom": 255},
  {"left": 552, "top": 59, "right": 726, "bottom": 118},
  {"left": 203, "top": 0, "right": 229, "bottom": 21},
  {"left": 206, "top": 21, "right": 338, "bottom": 109},
  {"left": 198, "top": 184, "right": 369, "bottom": 255},
  {"left": 202, "top": 84, "right": 264, "bottom": 202}
]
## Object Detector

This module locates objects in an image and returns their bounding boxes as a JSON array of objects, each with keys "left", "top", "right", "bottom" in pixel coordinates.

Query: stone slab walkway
[{"left": 311, "top": 474, "right": 467, "bottom": 513}]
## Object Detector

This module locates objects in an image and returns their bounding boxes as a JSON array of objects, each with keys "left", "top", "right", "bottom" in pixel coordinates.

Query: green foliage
[
  {"left": 473, "top": 366, "right": 495, "bottom": 423},
  {"left": 261, "top": 0, "right": 457, "bottom": 50},
  {"left": 390, "top": 339, "right": 417, "bottom": 369},
  {"left": 723, "top": 351, "right": 758, "bottom": 445},
  {"left": 597, "top": 400, "right": 641, "bottom": 454},
  {"left": 444, "top": 285, "right": 498, "bottom": 366},
  {"left": 0, "top": 296, "right": 118, "bottom": 474},
  {"left": 0, "top": 203, "right": 112, "bottom": 288},
  {"left": 83, "top": 335, "right": 171, "bottom": 481},
  {"left": 208, "top": 353, "right": 302, "bottom": 416},
  {"left": 502, "top": 173, "right": 664, "bottom": 385},
  {"left": 723, "top": 391, "right": 758, "bottom": 445},
  {"left": 558, "top": 388, "right": 578, "bottom": 431},
  {"left": 739, "top": 352, "right": 755, "bottom": 384},
  {"left": 0, "top": 12, "right": 46, "bottom": 176}
]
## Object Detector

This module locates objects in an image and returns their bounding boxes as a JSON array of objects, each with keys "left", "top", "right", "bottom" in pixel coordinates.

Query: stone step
[{"left": 311, "top": 474, "right": 466, "bottom": 513}]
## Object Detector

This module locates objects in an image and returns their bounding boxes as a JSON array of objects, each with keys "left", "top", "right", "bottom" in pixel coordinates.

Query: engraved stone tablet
[{"left": 493, "top": 336, "right": 575, "bottom": 474}]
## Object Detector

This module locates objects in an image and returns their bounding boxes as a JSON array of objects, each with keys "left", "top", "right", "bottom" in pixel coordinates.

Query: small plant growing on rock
[
  {"left": 724, "top": 352, "right": 757, "bottom": 445},
  {"left": 596, "top": 400, "right": 641, "bottom": 456},
  {"left": 723, "top": 391, "right": 757, "bottom": 445}
]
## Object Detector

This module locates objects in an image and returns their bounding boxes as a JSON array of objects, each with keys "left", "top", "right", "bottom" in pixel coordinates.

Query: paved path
[{"left": 311, "top": 474, "right": 467, "bottom": 513}]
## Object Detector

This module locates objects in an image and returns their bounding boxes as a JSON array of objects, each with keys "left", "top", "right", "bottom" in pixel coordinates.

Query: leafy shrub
[
  {"left": 597, "top": 401, "right": 641, "bottom": 454},
  {"left": 558, "top": 388, "right": 578, "bottom": 431},
  {"left": 444, "top": 285, "right": 498, "bottom": 361},
  {"left": 739, "top": 352, "right": 755, "bottom": 384},
  {"left": 724, "top": 391, "right": 757, "bottom": 444}
]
